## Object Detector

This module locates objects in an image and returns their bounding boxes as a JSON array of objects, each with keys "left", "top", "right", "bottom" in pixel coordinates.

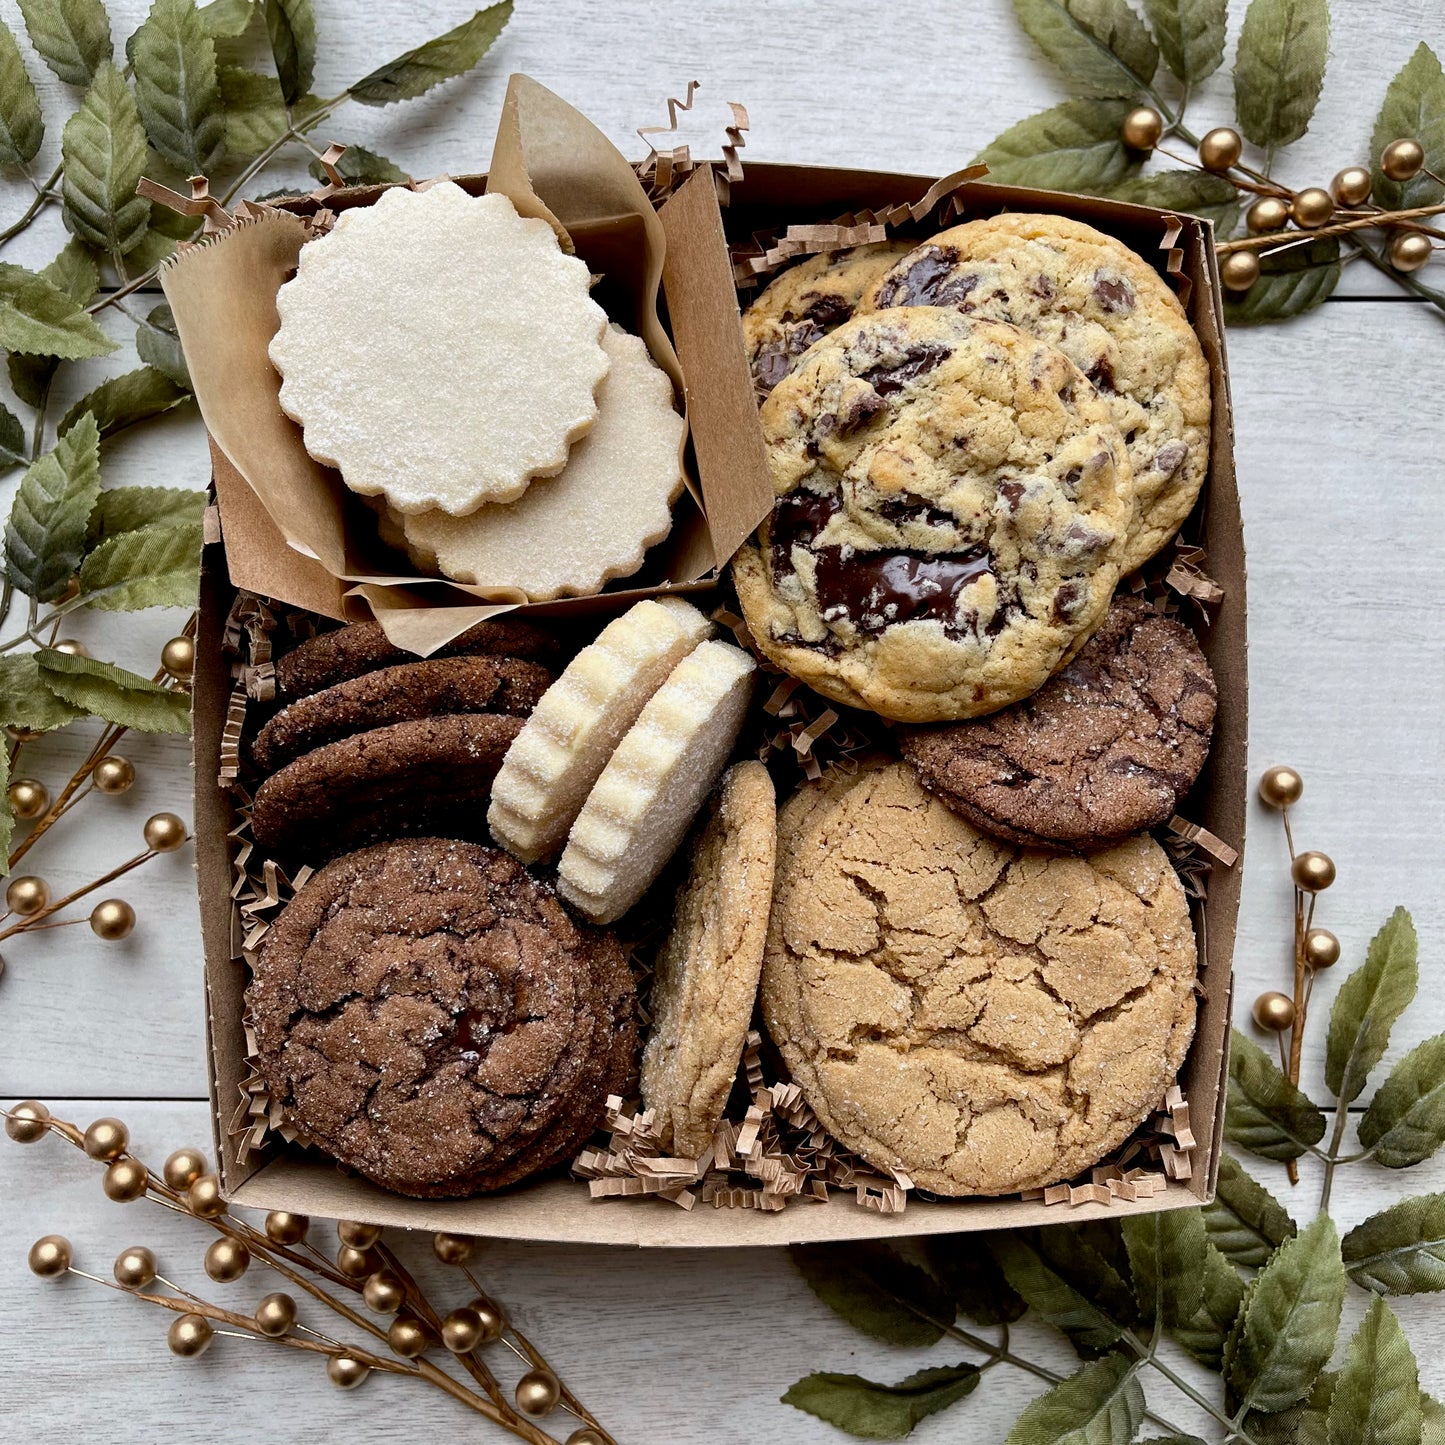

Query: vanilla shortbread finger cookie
[
  {"left": 270, "top": 183, "right": 609, "bottom": 516},
  {"left": 400, "top": 327, "right": 687, "bottom": 599},
  {"left": 641, "top": 762, "right": 777, "bottom": 1156},
  {"left": 488, "top": 598, "right": 713, "bottom": 864},
  {"left": 558, "top": 641, "right": 757, "bottom": 924}
]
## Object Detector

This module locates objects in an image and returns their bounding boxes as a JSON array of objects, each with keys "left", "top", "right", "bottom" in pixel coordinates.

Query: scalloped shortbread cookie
[{"left": 269, "top": 183, "right": 609, "bottom": 516}]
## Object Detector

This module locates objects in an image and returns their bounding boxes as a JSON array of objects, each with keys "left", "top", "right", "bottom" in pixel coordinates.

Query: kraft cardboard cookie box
[{"left": 174, "top": 76, "right": 1245, "bottom": 1247}]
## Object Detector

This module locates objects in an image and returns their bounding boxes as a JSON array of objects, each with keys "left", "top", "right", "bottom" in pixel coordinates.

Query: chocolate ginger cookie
[{"left": 901, "top": 595, "right": 1216, "bottom": 848}]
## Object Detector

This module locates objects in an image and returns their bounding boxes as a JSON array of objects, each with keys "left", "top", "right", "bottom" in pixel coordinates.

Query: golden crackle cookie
[
  {"left": 641, "top": 761, "right": 777, "bottom": 1157},
  {"left": 761, "top": 760, "right": 1197, "bottom": 1196}
]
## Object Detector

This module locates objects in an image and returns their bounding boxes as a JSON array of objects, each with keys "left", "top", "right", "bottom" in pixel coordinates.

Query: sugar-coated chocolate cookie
[
  {"left": 861, "top": 214, "right": 1210, "bottom": 572},
  {"left": 761, "top": 761, "right": 1197, "bottom": 1196},
  {"left": 251, "top": 656, "right": 552, "bottom": 774},
  {"left": 250, "top": 713, "right": 523, "bottom": 859},
  {"left": 901, "top": 596, "right": 1217, "bottom": 848},
  {"left": 248, "top": 839, "right": 636, "bottom": 1198},
  {"left": 732, "top": 307, "right": 1134, "bottom": 723}
]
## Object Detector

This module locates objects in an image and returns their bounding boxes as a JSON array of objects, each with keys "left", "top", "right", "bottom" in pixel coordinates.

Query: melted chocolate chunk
[
  {"left": 813, "top": 547, "right": 992, "bottom": 634},
  {"left": 768, "top": 489, "right": 843, "bottom": 581},
  {"left": 1084, "top": 356, "right": 1116, "bottom": 395},
  {"left": 1051, "top": 579, "right": 1086, "bottom": 623},
  {"left": 858, "top": 342, "right": 952, "bottom": 395},
  {"left": 1093, "top": 273, "right": 1135, "bottom": 314},
  {"left": 1029, "top": 272, "right": 1056, "bottom": 301},
  {"left": 800, "top": 292, "right": 854, "bottom": 327},
  {"left": 876, "top": 492, "right": 959, "bottom": 530},
  {"left": 873, "top": 248, "right": 981, "bottom": 309},
  {"left": 751, "top": 319, "right": 829, "bottom": 395},
  {"left": 1151, "top": 439, "right": 1188, "bottom": 478}
]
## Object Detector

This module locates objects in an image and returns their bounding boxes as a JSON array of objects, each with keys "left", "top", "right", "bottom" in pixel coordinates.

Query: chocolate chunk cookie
[
  {"left": 860, "top": 214, "right": 1211, "bottom": 572},
  {"left": 761, "top": 761, "right": 1197, "bottom": 1196},
  {"left": 732, "top": 307, "right": 1135, "bottom": 723},
  {"left": 743, "top": 241, "right": 916, "bottom": 397},
  {"left": 274, "top": 617, "right": 560, "bottom": 701},
  {"left": 250, "top": 713, "right": 523, "bottom": 859},
  {"left": 251, "top": 656, "right": 552, "bottom": 775},
  {"left": 248, "top": 839, "right": 637, "bottom": 1198},
  {"left": 901, "top": 596, "right": 1216, "bottom": 847}
]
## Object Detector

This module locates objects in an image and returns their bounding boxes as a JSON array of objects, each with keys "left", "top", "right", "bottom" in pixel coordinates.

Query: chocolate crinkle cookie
[
  {"left": 248, "top": 839, "right": 637, "bottom": 1198},
  {"left": 901, "top": 595, "right": 1216, "bottom": 848}
]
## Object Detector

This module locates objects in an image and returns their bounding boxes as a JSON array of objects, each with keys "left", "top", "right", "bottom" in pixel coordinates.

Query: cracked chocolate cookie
[
  {"left": 743, "top": 241, "right": 916, "bottom": 397},
  {"left": 732, "top": 307, "right": 1135, "bottom": 723},
  {"left": 248, "top": 839, "right": 637, "bottom": 1198},
  {"left": 901, "top": 596, "right": 1216, "bottom": 848},
  {"left": 761, "top": 760, "right": 1197, "bottom": 1196},
  {"left": 859, "top": 214, "right": 1211, "bottom": 572}
]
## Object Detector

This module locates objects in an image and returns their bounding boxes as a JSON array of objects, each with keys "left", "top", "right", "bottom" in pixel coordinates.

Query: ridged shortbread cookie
[
  {"left": 557, "top": 640, "right": 757, "bottom": 924},
  {"left": 269, "top": 183, "right": 609, "bottom": 515},
  {"left": 641, "top": 761, "right": 777, "bottom": 1156},
  {"left": 488, "top": 598, "right": 713, "bottom": 863},
  {"left": 400, "top": 327, "right": 686, "bottom": 599}
]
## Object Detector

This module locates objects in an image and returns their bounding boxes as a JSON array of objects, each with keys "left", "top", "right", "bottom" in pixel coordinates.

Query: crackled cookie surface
[
  {"left": 761, "top": 761, "right": 1197, "bottom": 1195},
  {"left": 733, "top": 308, "right": 1134, "bottom": 723},
  {"left": 861, "top": 214, "right": 1210, "bottom": 571}
]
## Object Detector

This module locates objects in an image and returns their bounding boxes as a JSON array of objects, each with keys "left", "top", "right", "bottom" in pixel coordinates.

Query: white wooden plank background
[{"left": 0, "top": 0, "right": 1442, "bottom": 1439}]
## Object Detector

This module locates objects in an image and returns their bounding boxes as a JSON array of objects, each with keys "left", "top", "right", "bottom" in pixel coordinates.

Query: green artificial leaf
[
  {"left": 307, "top": 144, "right": 409, "bottom": 186},
  {"left": 991, "top": 1229, "right": 1135, "bottom": 1355},
  {"left": 76, "top": 518, "right": 201, "bottom": 609},
  {"left": 44, "top": 236, "right": 100, "bottom": 304},
  {"left": 783, "top": 1363, "right": 981, "bottom": 1440},
  {"left": 35, "top": 648, "right": 190, "bottom": 731},
  {"left": 1171, "top": 1237, "right": 1246, "bottom": 1371},
  {"left": 122, "top": 225, "right": 179, "bottom": 272},
  {"left": 1009, "top": 0, "right": 1157, "bottom": 97},
  {"left": 58, "top": 366, "right": 189, "bottom": 439},
  {"left": 0, "top": 744, "right": 10, "bottom": 865},
  {"left": 262, "top": 0, "right": 312, "bottom": 104},
  {"left": 87, "top": 483, "right": 205, "bottom": 544},
  {"left": 134, "top": 301, "right": 190, "bottom": 388},
  {"left": 1142, "top": 0, "right": 1225, "bottom": 83},
  {"left": 0, "top": 402, "right": 26, "bottom": 467},
  {"left": 1226, "top": 1027, "right": 1328, "bottom": 1158},
  {"left": 974, "top": 98, "right": 1138, "bottom": 191},
  {"left": 0, "top": 21, "right": 44, "bottom": 167},
  {"left": 924, "top": 1234, "right": 1028, "bottom": 1326},
  {"left": 198, "top": 0, "right": 254, "bottom": 38},
  {"left": 1371, "top": 44, "right": 1445, "bottom": 210},
  {"left": 1326, "top": 1295, "right": 1422, "bottom": 1445},
  {"left": 4, "top": 414, "right": 102, "bottom": 600},
  {"left": 1106, "top": 170, "right": 1241, "bottom": 232},
  {"left": 1233, "top": 0, "right": 1330, "bottom": 151},
  {"left": 1425, "top": 1392, "right": 1445, "bottom": 1445},
  {"left": 0, "top": 653, "right": 85, "bottom": 730},
  {"left": 0, "top": 262, "right": 114, "bottom": 359},
  {"left": 1360, "top": 1033, "right": 1445, "bottom": 1168},
  {"left": 1248, "top": 1371, "right": 1335, "bottom": 1445},
  {"left": 1005, "top": 1355, "right": 1144, "bottom": 1445},
  {"left": 1121, "top": 1207, "right": 1206, "bottom": 1327},
  {"left": 348, "top": 1, "right": 511, "bottom": 106},
  {"left": 1326, "top": 907, "right": 1418, "bottom": 1104},
  {"left": 61, "top": 61, "right": 152, "bottom": 256},
  {"left": 1342, "top": 1193, "right": 1445, "bottom": 1295},
  {"left": 217, "top": 65, "right": 286, "bottom": 155},
  {"left": 130, "top": 0, "right": 225, "bottom": 174},
  {"left": 17, "top": 0, "right": 112, "bottom": 86},
  {"left": 1225, "top": 1215, "right": 1346, "bottom": 1416},
  {"left": 1225, "top": 233, "right": 1340, "bottom": 323},
  {"left": 1205, "top": 1153, "right": 1297, "bottom": 1266},
  {"left": 791, "top": 1243, "right": 955, "bottom": 1347}
]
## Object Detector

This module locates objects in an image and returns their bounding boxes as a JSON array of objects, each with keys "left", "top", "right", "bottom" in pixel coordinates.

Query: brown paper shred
[
  {"left": 634, "top": 83, "right": 750, "bottom": 204},
  {"left": 1157, "top": 214, "right": 1193, "bottom": 310},
  {"left": 203, "top": 503, "right": 222, "bottom": 544},
  {"left": 138, "top": 173, "right": 235, "bottom": 235},
  {"left": 1167, "top": 815, "right": 1239, "bottom": 868}
]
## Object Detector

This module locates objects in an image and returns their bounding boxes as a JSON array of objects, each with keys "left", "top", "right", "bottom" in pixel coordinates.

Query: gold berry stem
[
  {"left": 1216, "top": 199, "right": 1445, "bottom": 252},
  {"left": 0, "top": 846, "right": 156, "bottom": 941},
  {"left": 504, "top": 1316, "right": 616, "bottom": 1443},
  {"left": 6, "top": 724, "right": 129, "bottom": 869}
]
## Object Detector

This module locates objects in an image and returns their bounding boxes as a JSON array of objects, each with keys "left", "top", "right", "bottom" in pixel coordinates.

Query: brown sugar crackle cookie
[
  {"left": 251, "top": 656, "right": 552, "bottom": 774},
  {"left": 860, "top": 214, "right": 1211, "bottom": 572},
  {"left": 248, "top": 839, "right": 637, "bottom": 1198},
  {"left": 901, "top": 595, "right": 1217, "bottom": 848},
  {"left": 732, "top": 307, "right": 1135, "bottom": 723},
  {"left": 762, "top": 761, "right": 1197, "bottom": 1196}
]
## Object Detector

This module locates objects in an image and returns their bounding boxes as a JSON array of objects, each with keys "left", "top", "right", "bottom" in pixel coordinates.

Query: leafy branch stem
[
  {"left": 1317, "top": 1103, "right": 1354, "bottom": 1215},
  {"left": 1119, "top": 1329, "right": 1262, "bottom": 1445},
  {"left": 0, "top": 161, "right": 62, "bottom": 247}
]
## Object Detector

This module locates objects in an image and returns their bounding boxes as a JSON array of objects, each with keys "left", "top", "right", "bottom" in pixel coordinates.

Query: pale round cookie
[
  {"left": 641, "top": 761, "right": 777, "bottom": 1157},
  {"left": 761, "top": 760, "right": 1197, "bottom": 1196},
  {"left": 732, "top": 307, "right": 1134, "bottom": 724},
  {"left": 399, "top": 326, "right": 686, "bottom": 599},
  {"left": 743, "top": 241, "right": 916, "bottom": 397},
  {"left": 860, "top": 214, "right": 1210, "bottom": 571},
  {"left": 269, "top": 183, "right": 609, "bottom": 516}
]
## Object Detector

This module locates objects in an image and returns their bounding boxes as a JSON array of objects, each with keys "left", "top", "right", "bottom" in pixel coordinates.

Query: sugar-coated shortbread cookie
[
  {"left": 733, "top": 307, "right": 1135, "bottom": 723},
  {"left": 557, "top": 640, "right": 757, "bottom": 924},
  {"left": 488, "top": 598, "right": 713, "bottom": 864},
  {"left": 762, "top": 761, "right": 1197, "bottom": 1196},
  {"left": 400, "top": 326, "right": 686, "bottom": 599},
  {"left": 269, "top": 183, "right": 609, "bottom": 516},
  {"left": 641, "top": 761, "right": 777, "bottom": 1156},
  {"left": 860, "top": 214, "right": 1210, "bottom": 571}
]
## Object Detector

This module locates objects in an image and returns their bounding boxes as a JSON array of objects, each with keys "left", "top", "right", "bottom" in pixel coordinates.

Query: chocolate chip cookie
[
  {"left": 732, "top": 307, "right": 1135, "bottom": 723},
  {"left": 743, "top": 241, "right": 916, "bottom": 397},
  {"left": 761, "top": 761, "right": 1197, "bottom": 1196},
  {"left": 901, "top": 596, "right": 1217, "bottom": 847},
  {"left": 248, "top": 839, "right": 636, "bottom": 1198},
  {"left": 860, "top": 214, "right": 1211, "bottom": 572}
]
